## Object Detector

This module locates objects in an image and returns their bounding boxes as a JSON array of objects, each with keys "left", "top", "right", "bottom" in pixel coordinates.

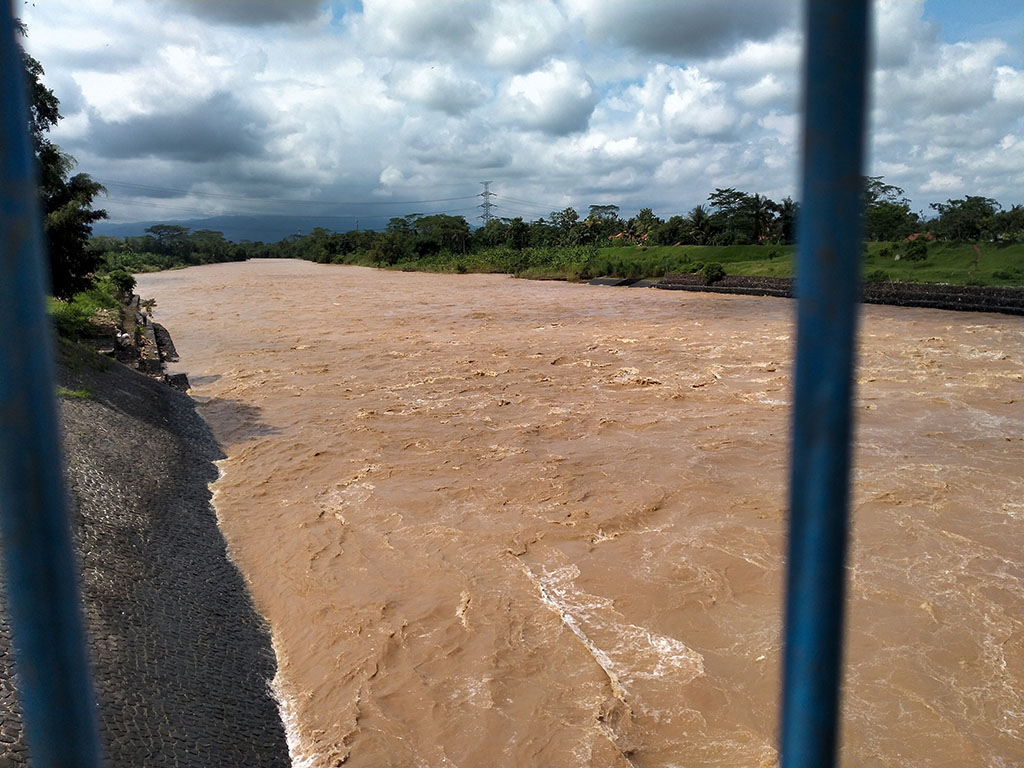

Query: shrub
[
  {"left": 699, "top": 262, "right": 726, "bottom": 285},
  {"left": 902, "top": 239, "right": 928, "bottom": 262},
  {"left": 48, "top": 280, "right": 121, "bottom": 340},
  {"left": 107, "top": 269, "right": 136, "bottom": 301},
  {"left": 992, "top": 268, "right": 1022, "bottom": 282},
  {"left": 864, "top": 269, "right": 890, "bottom": 283}
]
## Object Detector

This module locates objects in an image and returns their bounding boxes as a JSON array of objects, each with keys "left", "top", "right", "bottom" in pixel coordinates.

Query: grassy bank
[{"left": 354, "top": 241, "right": 1022, "bottom": 287}]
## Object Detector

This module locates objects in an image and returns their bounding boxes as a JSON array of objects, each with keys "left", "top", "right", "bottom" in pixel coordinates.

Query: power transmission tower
[{"left": 479, "top": 181, "right": 496, "bottom": 224}]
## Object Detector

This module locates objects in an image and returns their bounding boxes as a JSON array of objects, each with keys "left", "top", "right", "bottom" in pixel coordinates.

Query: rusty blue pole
[
  {"left": 780, "top": 1, "right": 871, "bottom": 767},
  {"left": 0, "top": 1, "right": 101, "bottom": 765}
]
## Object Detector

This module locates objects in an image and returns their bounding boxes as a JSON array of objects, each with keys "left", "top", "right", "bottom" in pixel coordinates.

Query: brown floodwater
[{"left": 136, "top": 259, "right": 1023, "bottom": 768}]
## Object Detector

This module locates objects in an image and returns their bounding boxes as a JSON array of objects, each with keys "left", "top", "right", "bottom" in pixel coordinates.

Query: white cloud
[
  {"left": 921, "top": 171, "right": 964, "bottom": 193},
  {"left": 358, "top": 0, "right": 484, "bottom": 59},
  {"left": 759, "top": 111, "right": 798, "bottom": 145},
  {"left": 499, "top": 59, "right": 598, "bottom": 135},
  {"left": 16, "top": 0, "right": 1022, "bottom": 228},
  {"left": 563, "top": 0, "right": 796, "bottom": 58},
  {"left": 482, "top": 1, "right": 567, "bottom": 71},
  {"left": 736, "top": 74, "right": 789, "bottom": 108},
  {"left": 873, "top": 0, "right": 935, "bottom": 69},
  {"left": 389, "top": 63, "right": 488, "bottom": 115}
]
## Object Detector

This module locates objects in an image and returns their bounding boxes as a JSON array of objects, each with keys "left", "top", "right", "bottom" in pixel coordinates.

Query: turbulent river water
[{"left": 136, "top": 259, "right": 1023, "bottom": 768}]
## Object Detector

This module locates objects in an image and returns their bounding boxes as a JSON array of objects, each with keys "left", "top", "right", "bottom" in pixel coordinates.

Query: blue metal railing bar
[
  {"left": 781, "top": 2, "right": 871, "bottom": 767},
  {"left": 0, "top": 1, "right": 102, "bottom": 765}
]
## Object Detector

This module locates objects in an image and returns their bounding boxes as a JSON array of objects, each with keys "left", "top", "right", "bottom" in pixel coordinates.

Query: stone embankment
[
  {"left": 0, "top": 331, "right": 289, "bottom": 766},
  {"left": 653, "top": 274, "right": 1024, "bottom": 315}
]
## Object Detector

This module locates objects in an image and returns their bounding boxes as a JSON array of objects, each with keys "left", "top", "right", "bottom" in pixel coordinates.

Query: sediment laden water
[{"left": 137, "top": 260, "right": 1023, "bottom": 768}]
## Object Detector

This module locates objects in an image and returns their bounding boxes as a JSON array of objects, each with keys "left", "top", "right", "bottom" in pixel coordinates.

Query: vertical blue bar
[
  {"left": 0, "top": 1, "right": 101, "bottom": 765},
  {"left": 781, "top": 2, "right": 870, "bottom": 768}
]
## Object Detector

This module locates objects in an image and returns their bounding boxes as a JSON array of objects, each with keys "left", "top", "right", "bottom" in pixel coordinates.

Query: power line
[{"left": 498, "top": 194, "right": 572, "bottom": 212}]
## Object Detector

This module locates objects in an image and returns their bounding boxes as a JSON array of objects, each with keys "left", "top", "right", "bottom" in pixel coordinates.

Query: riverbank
[
  {"left": 0, "top": 340, "right": 289, "bottom": 767},
  {"left": 651, "top": 274, "right": 1024, "bottom": 315}
]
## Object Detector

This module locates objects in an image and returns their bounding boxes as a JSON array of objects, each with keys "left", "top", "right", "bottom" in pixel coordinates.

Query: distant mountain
[{"left": 93, "top": 215, "right": 364, "bottom": 243}]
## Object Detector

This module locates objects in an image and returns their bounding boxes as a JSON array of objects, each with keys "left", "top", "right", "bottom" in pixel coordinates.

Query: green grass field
[
  {"left": 585, "top": 241, "right": 1023, "bottom": 286},
  {"left": 295, "top": 239, "right": 1022, "bottom": 287}
]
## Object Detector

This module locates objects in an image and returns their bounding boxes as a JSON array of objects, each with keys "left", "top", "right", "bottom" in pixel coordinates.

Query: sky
[{"left": 18, "top": 0, "right": 1024, "bottom": 234}]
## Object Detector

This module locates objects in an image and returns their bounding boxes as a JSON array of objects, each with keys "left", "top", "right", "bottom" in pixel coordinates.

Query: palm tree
[
  {"left": 687, "top": 205, "right": 711, "bottom": 245},
  {"left": 743, "top": 194, "right": 780, "bottom": 243}
]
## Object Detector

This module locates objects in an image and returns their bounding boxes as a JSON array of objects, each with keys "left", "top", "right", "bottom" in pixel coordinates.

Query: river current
[{"left": 136, "top": 259, "right": 1023, "bottom": 768}]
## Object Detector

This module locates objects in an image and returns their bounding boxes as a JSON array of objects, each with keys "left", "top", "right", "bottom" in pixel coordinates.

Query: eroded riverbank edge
[{"left": 0, "top": 341, "right": 290, "bottom": 767}]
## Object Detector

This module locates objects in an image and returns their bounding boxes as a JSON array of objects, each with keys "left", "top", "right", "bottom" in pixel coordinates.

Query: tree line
[{"left": 81, "top": 181, "right": 1022, "bottom": 276}]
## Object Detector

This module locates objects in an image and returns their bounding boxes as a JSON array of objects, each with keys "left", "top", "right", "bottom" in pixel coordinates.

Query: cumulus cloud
[
  {"left": 163, "top": 0, "right": 326, "bottom": 26},
  {"left": 620, "top": 65, "right": 744, "bottom": 143},
  {"left": 17, "top": 0, "right": 1022, "bottom": 226},
  {"left": 920, "top": 171, "right": 965, "bottom": 193},
  {"left": 89, "top": 92, "right": 269, "bottom": 162},
  {"left": 873, "top": 0, "right": 935, "bottom": 69},
  {"left": 481, "top": 1, "right": 567, "bottom": 71},
  {"left": 564, "top": 0, "right": 796, "bottom": 58},
  {"left": 388, "top": 64, "right": 488, "bottom": 115},
  {"left": 359, "top": 0, "right": 484, "bottom": 58},
  {"left": 499, "top": 59, "right": 598, "bottom": 135},
  {"left": 736, "top": 74, "right": 789, "bottom": 107}
]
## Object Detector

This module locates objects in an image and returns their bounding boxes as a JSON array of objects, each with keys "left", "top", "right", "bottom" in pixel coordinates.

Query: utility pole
[{"left": 479, "top": 181, "right": 495, "bottom": 224}]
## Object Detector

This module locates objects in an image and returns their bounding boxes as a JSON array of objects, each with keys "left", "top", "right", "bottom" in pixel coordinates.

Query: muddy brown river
[{"left": 136, "top": 259, "right": 1023, "bottom": 768}]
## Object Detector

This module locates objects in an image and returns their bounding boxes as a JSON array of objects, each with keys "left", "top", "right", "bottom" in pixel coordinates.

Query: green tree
[
  {"left": 776, "top": 196, "right": 799, "bottom": 244},
  {"left": 929, "top": 196, "right": 1000, "bottom": 242},
  {"left": 18, "top": 21, "right": 107, "bottom": 298},
  {"left": 505, "top": 217, "right": 529, "bottom": 250},
  {"left": 472, "top": 218, "right": 510, "bottom": 249},
  {"left": 862, "top": 177, "right": 918, "bottom": 241},
  {"left": 587, "top": 204, "right": 620, "bottom": 222},
  {"left": 585, "top": 204, "right": 621, "bottom": 243},
  {"left": 527, "top": 217, "right": 559, "bottom": 248},
  {"left": 369, "top": 232, "right": 412, "bottom": 265},
  {"left": 144, "top": 225, "right": 191, "bottom": 256},
  {"left": 629, "top": 207, "right": 661, "bottom": 241},
  {"left": 686, "top": 204, "right": 713, "bottom": 245},
  {"left": 550, "top": 207, "right": 579, "bottom": 231},
  {"left": 412, "top": 214, "right": 470, "bottom": 254},
  {"left": 989, "top": 205, "right": 1024, "bottom": 242},
  {"left": 741, "top": 193, "right": 779, "bottom": 243},
  {"left": 650, "top": 215, "right": 689, "bottom": 245},
  {"left": 707, "top": 188, "right": 750, "bottom": 243}
]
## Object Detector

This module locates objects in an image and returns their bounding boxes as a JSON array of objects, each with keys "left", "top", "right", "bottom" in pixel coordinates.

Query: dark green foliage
[
  {"left": 699, "top": 262, "right": 726, "bottom": 285},
  {"left": 863, "top": 177, "right": 919, "bottom": 242},
  {"left": 370, "top": 232, "right": 413, "bottom": 265},
  {"left": 928, "top": 196, "right": 1000, "bottom": 242},
  {"left": 991, "top": 268, "right": 1022, "bottom": 283},
  {"left": 505, "top": 217, "right": 529, "bottom": 250},
  {"left": 902, "top": 239, "right": 929, "bottom": 262},
  {"left": 48, "top": 279, "right": 121, "bottom": 340},
  {"left": 18, "top": 22, "right": 107, "bottom": 298},
  {"left": 864, "top": 269, "right": 890, "bottom": 283},
  {"left": 107, "top": 269, "right": 136, "bottom": 300}
]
